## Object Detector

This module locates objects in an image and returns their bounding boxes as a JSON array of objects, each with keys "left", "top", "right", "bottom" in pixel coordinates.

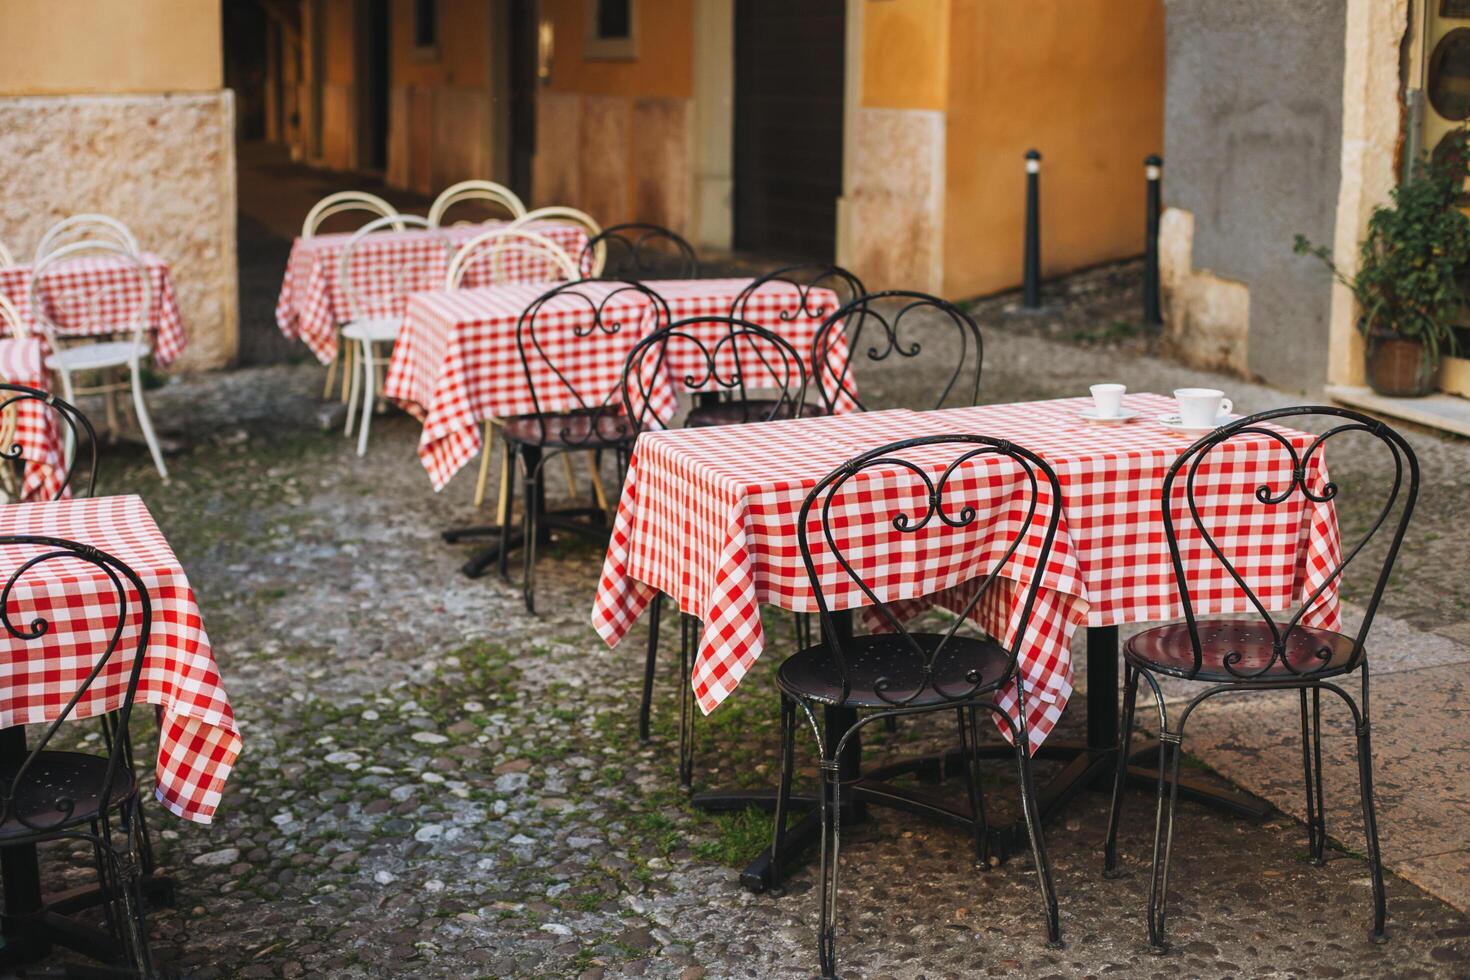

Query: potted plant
[{"left": 1294, "top": 130, "right": 1470, "bottom": 397}]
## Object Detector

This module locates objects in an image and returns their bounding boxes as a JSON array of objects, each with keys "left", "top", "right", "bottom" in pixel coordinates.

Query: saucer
[
  {"left": 1155, "top": 412, "right": 1239, "bottom": 433},
  {"left": 1077, "top": 409, "right": 1140, "bottom": 423}
]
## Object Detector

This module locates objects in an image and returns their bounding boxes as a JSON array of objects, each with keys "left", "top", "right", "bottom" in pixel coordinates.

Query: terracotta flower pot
[{"left": 1364, "top": 329, "right": 1437, "bottom": 397}]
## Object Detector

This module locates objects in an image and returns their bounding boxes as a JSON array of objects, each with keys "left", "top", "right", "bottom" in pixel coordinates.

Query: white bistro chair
[
  {"left": 510, "top": 206, "right": 605, "bottom": 277},
  {"left": 0, "top": 239, "right": 15, "bottom": 268},
  {"left": 301, "top": 192, "right": 403, "bottom": 402},
  {"left": 428, "top": 180, "right": 527, "bottom": 226},
  {"left": 443, "top": 227, "right": 603, "bottom": 523},
  {"left": 34, "top": 214, "right": 141, "bottom": 262},
  {"left": 28, "top": 240, "right": 168, "bottom": 480},
  {"left": 339, "top": 214, "right": 451, "bottom": 456},
  {"left": 0, "top": 293, "right": 22, "bottom": 336}
]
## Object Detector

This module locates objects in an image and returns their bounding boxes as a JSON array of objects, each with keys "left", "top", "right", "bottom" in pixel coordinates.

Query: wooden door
[{"left": 733, "top": 0, "right": 846, "bottom": 260}]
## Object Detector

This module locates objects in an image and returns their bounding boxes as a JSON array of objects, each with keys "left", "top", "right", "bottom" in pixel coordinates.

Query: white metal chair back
[
  {"left": 34, "top": 215, "right": 140, "bottom": 262},
  {"left": 0, "top": 239, "right": 15, "bottom": 268},
  {"left": 428, "top": 180, "right": 528, "bottom": 226},
  {"left": 302, "top": 191, "right": 400, "bottom": 238},
  {"left": 338, "top": 214, "right": 451, "bottom": 322},
  {"left": 0, "top": 293, "right": 23, "bottom": 339},
  {"left": 512, "top": 206, "right": 605, "bottom": 277},
  {"left": 28, "top": 241, "right": 153, "bottom": 352},
  {"left": 445, "top": 228, "right": 578, "bottom": 290}
]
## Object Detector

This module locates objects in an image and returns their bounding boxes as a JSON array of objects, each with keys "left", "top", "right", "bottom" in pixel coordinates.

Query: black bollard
[
  {"left": 1022, "top": 149, "right": 1042, "bottom": 309},
  {"left": 1143, "top": 154, "right": 1163, "bottom": 326}
]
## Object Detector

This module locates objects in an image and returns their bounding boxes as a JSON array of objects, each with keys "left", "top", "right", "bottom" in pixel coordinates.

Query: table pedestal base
[
  {"left": 695, "top": 736, "right": 1272, "bottom": 893},
  {"left": 442, "top": 508, "right": 605, "bottom": 580},
  {"left": 0, "top": 868, "right": 175, "bottom": 975}
]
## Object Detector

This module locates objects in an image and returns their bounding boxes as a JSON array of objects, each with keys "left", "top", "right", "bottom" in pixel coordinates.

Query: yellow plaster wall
[
  {"left": 390, "top": 0, "right": 491, "bottom": 89},
  {"left": 860, "top": 0, "right": 950, "bottom": 111},
  {"left": 540, "top": 0, "right": 693, "bottom": 99},
  {"left": 942, "top": 0, "right": 1164, "bottom": 297},
  {"left": 0, "top": 0, "right": 222, "bottom": 95}
]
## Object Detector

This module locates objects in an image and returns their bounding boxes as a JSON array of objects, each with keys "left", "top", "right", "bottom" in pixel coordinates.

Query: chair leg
[
  {"left": 957, "top": 706, "right": 990, "bottom": 866},
  {"left": 323, "top": 346, "right": 340, "bottom": 399},
  {"left": 343, "top": 341, "right": 361, "bottom": 437},
  {"left": 57, "top": 367, "right": 78, "bottom": 469},
  {"left": 341, "top": 340, "right": 355, "bottom": 404},
  {"left": 1013, "top": 721, "right": 1063, "bottom": 948},
  {"left": 355, "top": 340, "right": 376, "bottom": 456},
  {"left": 113, "top": 818, "right": 156, "bottom": 977},
  {"left": 521, "top": 464, "right": 540, "bottom": 614},
  {"left": 1355, "top": 712, "right": 1388, "bottom": 943},
  {"left": 1146, "top": 718, "right": 1184, "bottom": 953},
  {"left": 474, "top": 420, "right": 495, "bottom": 509},
  {"left": 497, "top": 442, "right": 518, "bottom": 581},
  {"left": 816, "top": 746, "right": 842, "bottom": 980},
  {"left": 638, "top": 592, "right": 664, "bottom": 742},
  {"left": 677, "top": 613, "right": 696, "bottom": 790},
  {"left": 1104, "top": 664, "right": 1141, "bottom": 877},
  {"left": 1300, "top": 687, "right": 1328, "bottom": 865},
  {"left": 771, "top": 693, "right": 797, "bottom": 891},
  {"left": 129, "top": 361, "right": 169, "bottom": 482}
]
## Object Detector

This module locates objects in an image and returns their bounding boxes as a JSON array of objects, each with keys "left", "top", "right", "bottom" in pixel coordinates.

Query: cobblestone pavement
[{"left": 19, "top": 288, "right": 1470, "bottom": 979}]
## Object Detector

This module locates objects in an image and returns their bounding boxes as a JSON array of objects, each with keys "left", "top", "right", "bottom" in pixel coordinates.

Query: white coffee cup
[
  {"left": 1090, "top": 383, "right": 1126, "bottom": 417},
  {"left": 1174, "top": 388, "right": 1233, "bottom": 428}
]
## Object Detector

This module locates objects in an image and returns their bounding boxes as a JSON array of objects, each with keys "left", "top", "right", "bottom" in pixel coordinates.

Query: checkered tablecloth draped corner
[
  {"left": 592, "top": 395, "right": 1345, "bottom": 752},
  {"left": 0, "top": 255, "right": 187, "bottom": 368},
  {"left": 384, "top": 278, "right": 861, "bottom": 490},
  {"left": 0, "top": 497, "right": 240, "bottom": 823},
  {"left": 0, "top": 341, "right": 68, "bottom": 502},
  {"left": 276, "top": 221, "right": 590, "bottom": 365}
]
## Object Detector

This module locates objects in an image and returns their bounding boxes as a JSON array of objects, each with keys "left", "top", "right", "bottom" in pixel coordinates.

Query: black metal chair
[
  {"left": 0, "top": 383, "right": 98, "bottom": 501},
  {"left": 0, "top": 536, "right": 156, "bottom": 976},
  {"left": 729, "top": 263, "right": 867, "bottom": 326},
  {"left": 625, "top": 315, "right": 815, "bottom": 430},
  {"left": 1102, "top": 407, "right": 1418, "bottom": 952},
  {"left": 581, "top": 223, "right": 699, "bottom": 280},
  {"left": 778, "top": 434, "right": 1065, "bottom": 978},
  {"left": 812, "top": 291, "right": 984, "bottom": 414},
  {"left": 621, "top": 316, "right": 815, "bottom": 776},
  {"left": 498, "top": 280, "right": 670, "bottom": 613}
]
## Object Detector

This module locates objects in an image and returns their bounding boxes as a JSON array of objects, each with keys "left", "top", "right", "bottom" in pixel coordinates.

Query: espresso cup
[
  {"left": 1090, "top": 383, "right": 1125, "bottom": 417},
  {"left": 1174, "top": 388, "right": 1232, "bottom": 428}
]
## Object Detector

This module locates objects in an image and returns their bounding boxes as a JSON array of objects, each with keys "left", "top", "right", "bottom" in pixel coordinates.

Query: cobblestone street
[{"left": 21, "top": 295, "right": 1468, "bottom": 979}]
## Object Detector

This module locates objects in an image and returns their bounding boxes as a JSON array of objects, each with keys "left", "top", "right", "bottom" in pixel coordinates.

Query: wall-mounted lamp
[{"left": 538, "top": 20, "right": 554, "bottom": 84}]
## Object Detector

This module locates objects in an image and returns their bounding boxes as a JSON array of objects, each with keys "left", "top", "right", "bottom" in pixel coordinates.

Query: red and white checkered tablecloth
[
  {"left": 0, "top": 339, "right": 67, "bottom": 502},
  {"left": 0, "top": 496, "right": 239, "bottom": 823},
  {"left": 592, "top": 393, "right": 1342, "bottom": 751},
  {"left": 384, "top": 277, "right": 863, "bottom": 489},
  {"left": 385, "top": 281, "right": 662, "bottom": 489},
  {"left": 0, "top": 254, "right": 187, "bottom": 368},
  {"left": 275, "top": 221, "right": 590, "bottom": 365}
]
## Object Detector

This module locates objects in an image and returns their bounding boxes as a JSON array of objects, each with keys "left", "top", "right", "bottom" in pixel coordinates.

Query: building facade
[
  {"left": 0, "top": 0, "right": 239, "bottom": 371},
  {"left": 247, "top": 0, "right": 1165, "bottom": 298}
]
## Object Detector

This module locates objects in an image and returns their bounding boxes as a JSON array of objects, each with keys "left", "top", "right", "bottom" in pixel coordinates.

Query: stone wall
[
  {"left": 838, "top": 106, "right": 945, "bottom": 294},
  {"left": 0, "top": 92, "right": 239, "bottom": 371},
  {"left": 1162, "top": 0, "right": 1347, "bottom": 390}
]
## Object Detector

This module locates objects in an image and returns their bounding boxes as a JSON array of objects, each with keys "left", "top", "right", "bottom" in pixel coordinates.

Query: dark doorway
[
  {"left": 359, "top": 0, "right": 391, "bottom": 172},
  {"left": 733, "top": 0, "right": 845, "bottom": 261},
  {"left": 508, "top": 0, "right": 538, "bottom": 201}
]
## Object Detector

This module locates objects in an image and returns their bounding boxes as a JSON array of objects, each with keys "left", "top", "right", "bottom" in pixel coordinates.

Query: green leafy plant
[{"left": 1294, "top": 129, "right": 1470, "bottom": 366}]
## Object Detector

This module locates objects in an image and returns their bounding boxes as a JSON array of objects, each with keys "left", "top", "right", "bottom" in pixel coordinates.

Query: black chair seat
[
  {"left": 1124, "top": 620, "right": 1360, "bottom": 681},
  {"left": 778, "top": 633, "right": 1011, "bottom": 708},
  {"left": 685, "top": 400, "right": 827, "bottom": 428},
  {"left": 0, "top": 751, "right": 136, "bottom": 839},
  {"left": 501, "top": 410, "right": 638, "bottom": 449}
]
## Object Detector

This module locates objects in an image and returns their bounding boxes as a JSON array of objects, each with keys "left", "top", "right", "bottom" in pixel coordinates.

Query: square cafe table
[
  {"left": 385, "top": 276, "right": 858, "bottom": 579},
  {"left": 0, "top": 253, "right": 189, "bottom": 368},
  {"left": 275, "top": 220, "right": 590, "bottom": 365},
  {"left": 0, "top": 495, "right": 239, "bottom": 966},
  {"left": 593, "top": 393, "right": 1341, "bottom": 889}
]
